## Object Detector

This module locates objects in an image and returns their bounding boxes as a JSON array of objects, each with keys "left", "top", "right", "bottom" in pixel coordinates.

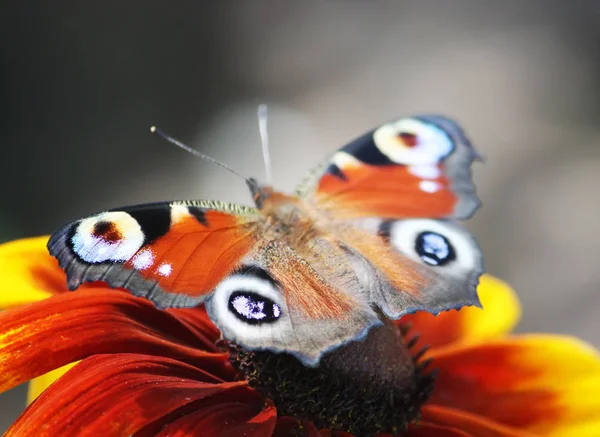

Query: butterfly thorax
[
  {"left": 257, "top": 188, "right": 317, "bottom": 235},
  {"left": 250, "top": 179, "right": 315, "bottom": 221},
  {"left": 253, "top": 188, "right": 352, "bottom": 285}
]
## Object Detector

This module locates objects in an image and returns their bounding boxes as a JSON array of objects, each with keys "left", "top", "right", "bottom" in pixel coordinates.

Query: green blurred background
[{"left": 1, "top": 1, "right": 600, "bottom": 431}]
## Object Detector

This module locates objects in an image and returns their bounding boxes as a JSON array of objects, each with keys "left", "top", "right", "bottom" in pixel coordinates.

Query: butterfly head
[
  {"left": 246, "top": 177, "right": 273, "bottom": 209},
  {"left": 247, "top": 178, "right": 304, "bottom": 227}
]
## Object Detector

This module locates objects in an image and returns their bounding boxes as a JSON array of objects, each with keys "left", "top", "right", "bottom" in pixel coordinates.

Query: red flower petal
[
  {"left": 273, "top": 417, "right": 321, "bottom": 437},
  {"left": 0, "top": 290, "right": 234, "bottom": 394},
  {"left": 6, "top": 353, "right": 254, "bottom": 437},
  {"left": 428, "top": 335, "right": 600, "bottom": 436},
  {"left": 167, "top": 306, "right": 221, "bottom": 346},
  {"left": 421, "top": 405, "right": 535, "bottom": 437},
  {"left": 400, "top": 275, "right": 520, "bottom": 351},
  {"left": 151, "top": 399, "right": 277, "bottom": 437},
  {"left": 407, "top": 422, "right": 473, "bottom": 437},
  {"left": 134, "top": 384, "right": 265, "bottom": 436}
]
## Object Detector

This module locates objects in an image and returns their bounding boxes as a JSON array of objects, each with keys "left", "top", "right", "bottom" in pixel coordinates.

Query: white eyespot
[
  {"left": 157, "top": 263, "right": 173, "bottom": 277},
  {"left": 132, "top": 248, "right": 155, "bottom": 270},
  {"left": 384, "top": 219, "right": 480, "bottom": 272},
  {"left": 206, "top": 270, "right": 285, "bottom": 344},
  {"left": 170, "top": 204, "right": 190, "bottom": 224},
  {"left": 419, "top": 180, "right": 441, "bottom": 193},
  {"left": 409, "top": 165, "right": 442, "bottom": 179},
  {"left": 416, "top": 232, "right": 453, "bottom": 266},
  {"left": 331, "top": 151, "right": 362, "bottom": 170},
  {"left": 71, "top": 211, "right": 145, "bottom": 264},
  {"left": 373, "top": 118, "right": 454, "bottom": 166},
  {"left": 229, "top": 293, "right": 281, "bottom": 322},
  {"left": 231, "top": 294, "right": 265, "bottom": 319}
]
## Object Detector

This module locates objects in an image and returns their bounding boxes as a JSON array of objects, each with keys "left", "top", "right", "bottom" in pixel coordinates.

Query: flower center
[{"left": 226, "top": 317, "right": 436, "bottom": 436}]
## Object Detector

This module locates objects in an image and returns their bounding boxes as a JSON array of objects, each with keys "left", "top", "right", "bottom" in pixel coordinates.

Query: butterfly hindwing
[
  {"left": 48, "top": 200, "right": 261, "bottom": 308},
  {"left": 205, "top": 240, "right": 380, "bottom": 366},
  {"left": 333, "top": 217, "right": 483, "bottom": 320},
  {"left": 297, "top": 115, "right": 481, "bottom": 220}
]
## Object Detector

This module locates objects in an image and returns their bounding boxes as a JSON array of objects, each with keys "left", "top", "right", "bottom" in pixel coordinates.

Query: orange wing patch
[
  {"left": 333, "top": 224, "right": 425, "bottom": 296},
  {"left": 299, "top": 116, "right": 481, "bottom": 220},
  {"left": 127, "top": 209, "right": 257, "bottom": 298},
  {"left": 315, "top": 163, "right": 456, "bottom": 219}
]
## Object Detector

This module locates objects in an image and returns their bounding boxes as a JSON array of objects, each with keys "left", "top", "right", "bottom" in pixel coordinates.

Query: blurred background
[{"left": 1, "top": 0, "right": 600, "bottom": 430}]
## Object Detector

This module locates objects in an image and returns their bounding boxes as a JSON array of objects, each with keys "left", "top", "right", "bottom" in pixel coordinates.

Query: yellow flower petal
[
  {"left": 402, "top": 274, "right": 521, "bottom": 349},
  {"left": 429, "top": 334, "right": 600, "bottom": 437},
  {"left": 546, "top": 375, "right": 600, "bottom": 437},
  {"left": 27, "top": 362, "right": 78, "bottom": 405},
  {"left": 460, "top": 274, "right": 522, "bottom": 340},
  {"left": 0, "top": 236, "right": 60, "bottom": 309}
]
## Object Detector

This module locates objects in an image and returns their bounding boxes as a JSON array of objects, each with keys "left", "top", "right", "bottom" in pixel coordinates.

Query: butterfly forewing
[
  {"left": 297, "top": 115, "right": 481, "bottom": 220},
  {"left": 48, "top": 200, "right": 261, "bottom": 308}
]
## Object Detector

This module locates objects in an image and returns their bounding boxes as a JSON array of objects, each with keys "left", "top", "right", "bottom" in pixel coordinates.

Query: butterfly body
[{"left": 49, "top": 115, "right": 484, "bottom": 366}]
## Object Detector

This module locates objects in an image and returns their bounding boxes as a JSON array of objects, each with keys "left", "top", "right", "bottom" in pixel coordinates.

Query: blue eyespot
[
  {"left": 228, "top": 291, "right": 281, "bottom": 325},
  {"left": 415, "top": 232, "right": 456, "bottom": 266}
]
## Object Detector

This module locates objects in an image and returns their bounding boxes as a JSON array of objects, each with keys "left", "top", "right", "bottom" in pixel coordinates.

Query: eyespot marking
[
  {"left": 157, "top": 263, "right": 173, "bottom": 277},
  {"left": 409, "top": 165, "right": 442, "bottom": 179},
  {"left": 235, "top": 265, "right": 280, "bottom": 286},
  {"left": 228, "top": 291, "right": 282, "bottom": 325},
  {"left": 378, "top": 220, "right": 393, "bottom": 242},
  {"left": 70, "top": 211, "right": 145, "bottom": 264},
  {"left": 373, "top": 118, "right": 455, "bottom": 166},
  {"left": 419, "top": 180, "right": 441, "bottom": 193},
  {"left": 132, "top": 248, "right": 155, "bottom": 270},
  {"left": 398, "top": 132, "right": 418, "bottom": 147},
  {"left": 92, "top": 221, "right": 122, "bottom": 242},
  {"left": 170, "top": 204, "right": 190, "bottom": 224},
  {"left": 379, "top": 219, "right": 479, "bottom": 272},
  {"left": 415, "top": 231, "right": 456, "bottom": 266},
  {"left": 331, "top": 151, "right": 362, "bottom": 170}
]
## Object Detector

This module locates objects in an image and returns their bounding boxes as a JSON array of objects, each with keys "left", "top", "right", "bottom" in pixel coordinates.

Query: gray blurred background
[{"left": 1, "top": 0, "right": 600, "bottom": 431}]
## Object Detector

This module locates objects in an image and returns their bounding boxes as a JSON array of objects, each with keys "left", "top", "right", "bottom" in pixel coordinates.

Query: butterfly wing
[
  {"left": 334, "top": 218, "right": 483, "bottom": 320},
  {"left": 297, "top": 115, "right": 484, "bottom": 317},
  {"left": 297, "top": 115, "right": 481, "bottom": 220},
  {"left": 49, "top": 200, "right": 380, "bottom": 366},
  {"left": 205, "top": 240, "right": 380, "bottom": 366},
  {"left": 48, "top": 200, "right": 261, "bottom": 308}
]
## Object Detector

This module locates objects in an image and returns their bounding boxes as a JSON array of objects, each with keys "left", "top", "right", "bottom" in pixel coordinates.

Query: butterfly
[{"left": 48, "top": 115, "right": 483, "bottom": 366}]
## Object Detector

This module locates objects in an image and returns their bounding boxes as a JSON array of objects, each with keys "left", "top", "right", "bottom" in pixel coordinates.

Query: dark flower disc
[{"left": 225, "top": 317, "right": 436, "bottom": 437}]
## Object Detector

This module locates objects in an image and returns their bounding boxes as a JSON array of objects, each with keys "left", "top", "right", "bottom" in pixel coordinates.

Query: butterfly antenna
[
  {"left": 257, "top": 104, "right": 273, "bottom": 185},
  {"left": 150, "top": 126, "right": 250, "bottom": 182}
]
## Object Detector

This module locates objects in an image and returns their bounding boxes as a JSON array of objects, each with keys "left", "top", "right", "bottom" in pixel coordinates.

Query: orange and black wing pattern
[
  {"left": 298, "top": 115, "right": 481, "bottom": 220},
  {"left": 48, "top": 200, "right": 260, "bottom": 308}
]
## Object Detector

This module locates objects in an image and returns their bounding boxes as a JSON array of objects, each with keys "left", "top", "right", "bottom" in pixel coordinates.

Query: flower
[{"left": 1, "top": 236, "right": 600, "bottom": 436}]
